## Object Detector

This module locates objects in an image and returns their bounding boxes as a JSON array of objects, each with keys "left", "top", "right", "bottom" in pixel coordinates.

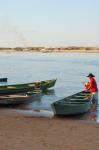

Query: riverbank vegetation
[{"left": 0, "top": 46, "right": 99, "bottom": 53}]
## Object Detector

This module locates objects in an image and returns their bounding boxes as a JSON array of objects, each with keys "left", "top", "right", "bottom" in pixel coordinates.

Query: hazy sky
[{"left": 0, "top": 0, "right": 99, "bottom": 47}]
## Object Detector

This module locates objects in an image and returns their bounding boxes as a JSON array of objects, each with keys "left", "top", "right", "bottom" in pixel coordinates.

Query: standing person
[{"left": 86, "top": 73, "right": 98, "bottom": 110}]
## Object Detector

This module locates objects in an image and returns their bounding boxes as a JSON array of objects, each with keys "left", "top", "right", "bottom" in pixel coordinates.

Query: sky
[{"left": 0, "top": 0, "right": 99, "bottom": 47}]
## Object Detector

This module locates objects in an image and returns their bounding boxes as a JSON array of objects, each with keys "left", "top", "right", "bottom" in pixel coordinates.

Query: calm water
[{"left": 0, "top": 52, "right": 99, "bottom": 122}]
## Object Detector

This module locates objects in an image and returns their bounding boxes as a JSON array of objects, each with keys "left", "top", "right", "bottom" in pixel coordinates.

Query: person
[{"left": 86, "top": 73, "right": 98, "bottom": 110}]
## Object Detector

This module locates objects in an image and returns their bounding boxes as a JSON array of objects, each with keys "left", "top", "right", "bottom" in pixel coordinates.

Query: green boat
[
  {"left": 51, "top": 91, "right": 92, "bottom": 115},
  {"left": 0, "top": 79, "right": 56, "bottom": 95},
  {"left": 36, "top": 79, "right": 57, "bottom": 91}
]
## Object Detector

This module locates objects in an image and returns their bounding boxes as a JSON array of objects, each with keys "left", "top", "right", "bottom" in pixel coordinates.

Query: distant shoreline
[{"left": 0, "top": 47, "right": 99, "bottom": 53}]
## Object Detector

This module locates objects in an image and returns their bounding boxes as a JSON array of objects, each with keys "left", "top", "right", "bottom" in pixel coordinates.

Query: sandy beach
[{"left": 0, "top": 109, "right": 99, "bottom": 150}]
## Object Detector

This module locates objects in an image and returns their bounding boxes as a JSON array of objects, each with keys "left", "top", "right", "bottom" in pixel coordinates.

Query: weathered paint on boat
[
  {"left": 38, "top": 79, "right": 56, "bottom": 91},
  {"left": 0, "top": 94, "right": 33, "bottom": 105},
  {"left": 0, "top": 79, "right": 56, "bottom": 94},
  {"left": 51, "top": 91, "right": 91, "bottom": 115}
]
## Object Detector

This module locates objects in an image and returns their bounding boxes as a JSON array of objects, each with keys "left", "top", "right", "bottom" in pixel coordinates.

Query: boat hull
[
  {"left": 52, "top": 101, "right": 91, "bottom": 115},
  {"left": 0, "top": 86, "right": 35, "bottom": 95},
  {"left": 0, "top": 79, "right": 56, "bottom": 95},
  {"left": 0, "top": 94, "right": 33, "bottom": 105},
  {"left": 51, "top": 91, "right": 91, "bottom": 115}
]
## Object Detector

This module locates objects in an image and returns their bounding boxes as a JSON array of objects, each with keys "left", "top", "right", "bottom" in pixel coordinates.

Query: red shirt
[{"left": 89, "top": 77, "right": 98, "bottom": 93}]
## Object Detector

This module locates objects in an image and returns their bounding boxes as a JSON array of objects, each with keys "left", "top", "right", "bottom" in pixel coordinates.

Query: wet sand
[{"left": 0, "top": 109, "right": 99, "bottom": 150}]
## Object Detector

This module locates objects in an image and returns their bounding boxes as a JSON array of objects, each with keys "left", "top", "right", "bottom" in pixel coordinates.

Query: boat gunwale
[{"left": 0, "top": 79, "right": 56, "bottom": 88}]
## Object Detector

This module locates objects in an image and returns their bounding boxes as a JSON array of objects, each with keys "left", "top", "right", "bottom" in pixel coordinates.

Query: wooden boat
[
  {"left": 0, "top": 94, "right": 33, "bottom": 105},
  {"left": 35, "top": 79, "right": 56, "bottom": 91},
  {"left": 0, "top": 78, "right": 7, "bottom": 82},
  {"left": 0, "top": 79, "right": 56, "bottom": 95},
  {"left": 51, "top": 91, "right": 92, "bottom": 115}
]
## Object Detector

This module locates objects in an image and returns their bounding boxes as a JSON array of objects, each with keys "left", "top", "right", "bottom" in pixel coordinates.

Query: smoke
[{"left": 0, "top": 17, "right": 31, "bottom": 47}]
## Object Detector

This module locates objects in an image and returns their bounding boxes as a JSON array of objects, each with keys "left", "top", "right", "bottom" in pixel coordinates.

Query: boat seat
[
  {"left": 74, "top": 95, "right": 87, "bottom": 97},
  {"left": 28, "top": 84, "right": 35, "bottom": 87},
  {"left": 7, "top": 86, "right": 16, "bottom": 88}
]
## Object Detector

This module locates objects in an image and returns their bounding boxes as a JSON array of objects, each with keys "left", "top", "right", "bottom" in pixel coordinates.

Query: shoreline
[
  {"left": 0, "top": 48, "right": 99, "bottom": 53},
  {"left": 0, "top": 50, "right": 99, "bottom": 53}
]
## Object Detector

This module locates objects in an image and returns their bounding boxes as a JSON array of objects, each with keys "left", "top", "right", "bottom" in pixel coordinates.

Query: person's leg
[
  {"left": 92, "top": 92, "right": 98, "bottom": 110},
  {"left": 93, "top": 92, "right": 98, "bottom": 106}
]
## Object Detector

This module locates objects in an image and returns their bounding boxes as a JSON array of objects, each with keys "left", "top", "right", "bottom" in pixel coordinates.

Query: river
[{"left": 0, "top": 52, "right": 99, "bottom": 122}]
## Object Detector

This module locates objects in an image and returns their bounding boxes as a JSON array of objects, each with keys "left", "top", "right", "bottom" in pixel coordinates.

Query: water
[{"left": 0, "top": 52, "right": 99, "bottom": 121}]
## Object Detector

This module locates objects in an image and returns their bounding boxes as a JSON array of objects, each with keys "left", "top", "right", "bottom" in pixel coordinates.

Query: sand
[{"left": 0, "top": 109, "right": 99, "bottom": 150}]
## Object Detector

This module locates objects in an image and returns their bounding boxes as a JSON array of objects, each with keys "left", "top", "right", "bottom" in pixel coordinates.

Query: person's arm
[{"left": 85, "top": 82, "right": 91, "bottom": 91}]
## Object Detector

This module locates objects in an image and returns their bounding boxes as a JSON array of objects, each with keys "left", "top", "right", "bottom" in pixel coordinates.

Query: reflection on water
[
  {"left": 0, "top": 89, "right": 57, "bottom": 118},
  {"left": 89, "top": 107, "right": 99, "bottom": 122},
  {"left": 16, "top": 89, "right": 57, "bottom": 110},
  {"left": 0, "top": 52, "right": 99, "bottom": 122},
  {"left": 15, "top": 109, "right": 54, "bottom": 118},
  {"left": 0, "top": 88, "right": 98, "bottom": 122}
]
